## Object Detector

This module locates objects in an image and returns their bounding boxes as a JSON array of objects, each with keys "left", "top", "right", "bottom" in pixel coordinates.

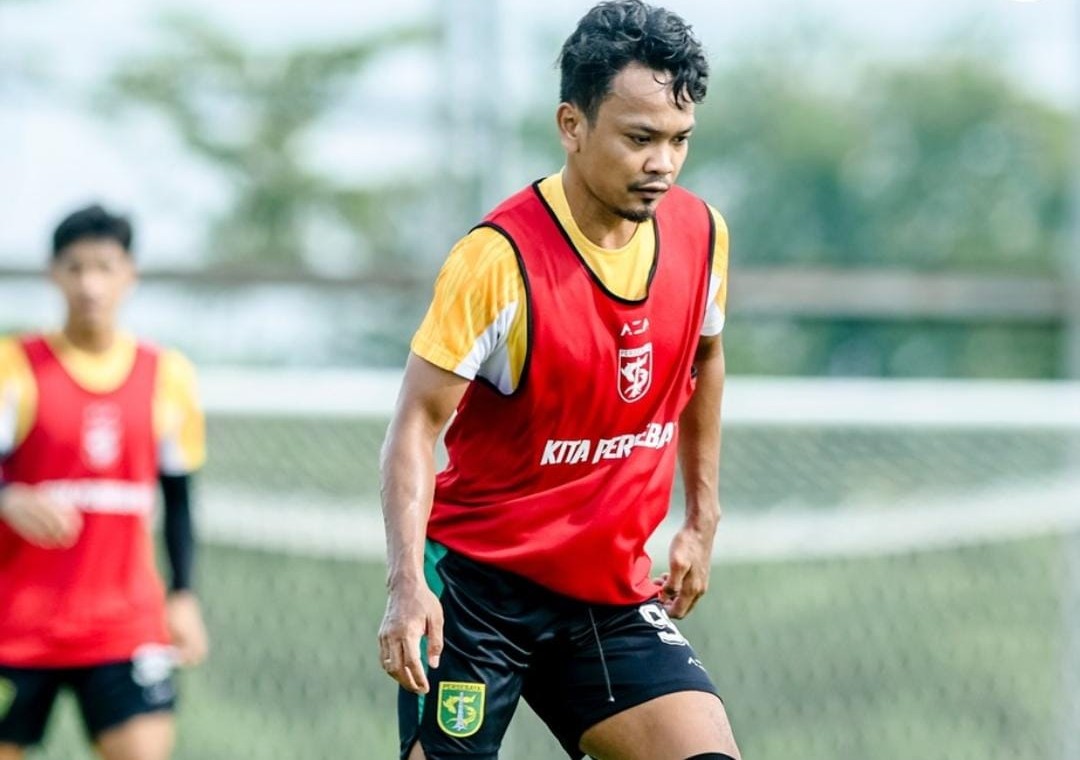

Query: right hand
[
  {"left": 0, "top": 483, "right": 82, "bottom": 548},
  {"left": 377, "top": 578, "right": 444, "bottom": 694}
]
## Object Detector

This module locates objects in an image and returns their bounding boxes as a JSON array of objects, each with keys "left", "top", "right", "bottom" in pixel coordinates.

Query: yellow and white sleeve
[
  {"left": 0, "top": 337, "right": 36, "bottom": 460},
  {"left": 154, "top": 349, "right": 206, "bottom": 475},
  {"left": 702, "top": 206, "right": 730, "bottom": 337},
  {"left": 411, "top": 227, "right": 529, "bottom": 395}
]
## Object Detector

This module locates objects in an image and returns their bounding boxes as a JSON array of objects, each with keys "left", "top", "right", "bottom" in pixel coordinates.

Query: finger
[
  {"left": 401, "top": 636, "right": 429, "bottom": 694},
  {"left": 661, "top": 567, "right": 685, "bottom": 601},
  {"left": 178, "top": 636, "right": 208, "bottom": 667},
  {"left": 426, "top": 614, "right": 444, "bottom": 669},
  {"left": 174, "top": 641, "right": 193, "bottom": 668},
  {"left": 667, "top": 594, "right": 692, "bottom": 619},
  {"left": 63, "top": 508, "right": 84, "bottom": 541},
  {"left": 378, "top": 636, "right": 399, "bottom": 675},
  {"left": 668, "top": 582, "right": 705, "bottom": 619},
  {"left": 38, "top": 507, "right": 74, "bottom": 548},
  {"left": 28, "top": 515, "right": 65, "bottom": 549}
]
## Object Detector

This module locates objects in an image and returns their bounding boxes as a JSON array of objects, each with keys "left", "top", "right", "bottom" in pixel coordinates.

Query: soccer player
[
  {"left": 378, "top": 2, "right": 739, "bottom": 759},
  {"left": 0, "top": 204, "right": 208, "bottom": 760}
]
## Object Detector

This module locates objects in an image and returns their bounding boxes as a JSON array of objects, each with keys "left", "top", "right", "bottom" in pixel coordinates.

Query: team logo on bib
[
  {"left": 82, "top": 403, "right": 123, "bottom": 471},
  {"left": 618, "top": 343, "right": 652, "bottom": 403},
  {"left": 0, "top": 677, "right": 15, "bottom": 719},
  {"left": 437, "top": 681, "right": 485, "bottom": 738}
]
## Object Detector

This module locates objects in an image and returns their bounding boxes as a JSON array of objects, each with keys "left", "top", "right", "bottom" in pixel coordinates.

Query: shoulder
[
  {"left": 706, "top": 204, "right": 729, "bottom": 251},
  {"left": 155, "top": 347, "right": 200, "bottom": 393},
  {"left": 483, "top": 183, "right": 544, "bottom": 227},
  {"left": 437, "top": 226, "right": 524, "bottom": 296},
  {"left": 451, "top": 225, "right": 520, "bottom": 268},
  {"left": 0, "top": 335, "right": 26, "bottom": 362},
  {"left": 0, "top": 335, "right": 33, "bottom": 374}
]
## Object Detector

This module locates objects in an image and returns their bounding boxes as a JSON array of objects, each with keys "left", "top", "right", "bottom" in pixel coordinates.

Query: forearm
[
  {"left": 380, "top": 419, "right": 439, "bottom": 588},
  {"left": 678, "top": 337, "right": 725, "bottom": 533},
  {"left": 160, "top": 473, "right": 196, "bottom": 593}
]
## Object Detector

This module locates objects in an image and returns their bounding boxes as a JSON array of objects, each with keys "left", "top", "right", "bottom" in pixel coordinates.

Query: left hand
[
  {"left": 654, "top": 525, "right": 715, "bottom": 619},
  {"left": 166, "top": 591, "right": 210, "bottom": 667}
]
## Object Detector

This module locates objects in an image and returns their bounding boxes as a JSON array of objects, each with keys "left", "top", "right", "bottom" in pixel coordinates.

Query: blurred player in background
[
  {"left": 0, "top": 205, "right": 208, "bottom": 760},
  {"left": 378, "top": 1, "right": 738, "bottom": 758}
]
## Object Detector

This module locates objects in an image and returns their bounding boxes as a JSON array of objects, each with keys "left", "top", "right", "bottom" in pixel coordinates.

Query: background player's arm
[
  {"left": 662, "top": 333, "right": 725, "bottom": 619},
  {"left": 156, "top": 349, "right": 209, "bottom": 667},
  {"left": 378, "top": 352, "right": 468, "bottom": 695},
  {"left": 160, "top": 472, "right": 208, "bottom": 666},
  {"left": 0, "top": 481, "right": 82, "bottom": 548}
]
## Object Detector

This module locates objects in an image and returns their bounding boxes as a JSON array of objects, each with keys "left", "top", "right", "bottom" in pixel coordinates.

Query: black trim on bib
[{"left": 529, "top": 181, "right": 659, "bottom": 307}]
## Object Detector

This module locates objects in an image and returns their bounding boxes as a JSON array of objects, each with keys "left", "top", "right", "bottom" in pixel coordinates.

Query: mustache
[{"left": 629, "top": 178, "right": 671, "bottom": 191}]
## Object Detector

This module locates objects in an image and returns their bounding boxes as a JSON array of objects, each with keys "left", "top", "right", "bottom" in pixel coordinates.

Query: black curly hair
[{"left": 558, "top": 0, "right": 708, "bottom": 122}]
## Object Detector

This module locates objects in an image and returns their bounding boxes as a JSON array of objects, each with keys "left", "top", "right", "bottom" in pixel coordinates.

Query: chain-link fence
[{"left": 33, "top": 374, "right": 1080, "bottom": 760}]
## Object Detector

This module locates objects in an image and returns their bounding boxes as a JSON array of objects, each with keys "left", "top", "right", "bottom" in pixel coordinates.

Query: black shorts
[
  {"left": 399, "top": 542, "right": 720, "bottom": 760},
  {"left": 0, "top": 648, "right": 177, "bottom": 747}
]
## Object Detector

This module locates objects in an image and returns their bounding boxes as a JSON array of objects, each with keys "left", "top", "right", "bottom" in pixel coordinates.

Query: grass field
[{"left": 35, "top": 533, "right": 1062, "bottom": 760}]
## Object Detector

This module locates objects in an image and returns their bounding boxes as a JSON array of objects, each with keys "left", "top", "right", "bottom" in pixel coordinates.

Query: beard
[{"left": 615, "top": 204, "right": 657, "bottom": 223}]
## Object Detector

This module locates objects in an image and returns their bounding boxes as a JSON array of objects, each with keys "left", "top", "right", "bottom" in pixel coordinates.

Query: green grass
[{"left": 34, "top": 536, "right": 1063, "bottom": 760}]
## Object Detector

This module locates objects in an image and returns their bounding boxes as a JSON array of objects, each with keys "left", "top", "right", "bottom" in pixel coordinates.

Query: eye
[
  {"left": 673, "top": 134, "right": 690, "bottom": 146},
  {"left": 628, "top": 134, "right": 650, "bottom": 146}
]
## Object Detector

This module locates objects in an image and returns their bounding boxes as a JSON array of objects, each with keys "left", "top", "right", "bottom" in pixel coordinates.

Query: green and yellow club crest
[
  {"left": 0, "top": 678, "right": 15, "bottom": 719},
  {"left": 437, "top": 681, "right": 485, "bottom": 738}
]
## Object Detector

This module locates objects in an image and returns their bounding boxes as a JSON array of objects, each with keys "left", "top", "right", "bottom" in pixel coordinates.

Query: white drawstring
[{"left": 587, "top": 607, "right": 615, "bottom": 703}]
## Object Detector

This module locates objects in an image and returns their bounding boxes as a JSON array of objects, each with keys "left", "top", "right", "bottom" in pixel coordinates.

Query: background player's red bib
[{"left": 0, "top": 336, "right": 168, "bottom": 667}]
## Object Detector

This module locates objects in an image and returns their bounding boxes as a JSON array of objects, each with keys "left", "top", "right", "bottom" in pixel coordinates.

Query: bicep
[
  {"left": 386, "top": 353, "right": 471, "bottom": 447},
  {"left": 693, "top": 334, "right": 725, "bottom": 376}
]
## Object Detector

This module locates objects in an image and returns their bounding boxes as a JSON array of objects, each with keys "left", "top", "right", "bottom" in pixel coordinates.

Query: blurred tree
[
  {"left": 516, "top": 35, "right": 1071, "bottom": 377},
  {"left": 103, "top": 13, "right": 434, "bottom": 269},
  {"left": 681, "top": 46, "right": 1070, "bottom": 273},
  {"left": 521, "top": 38, "right": 1069, "bottom": 274}
]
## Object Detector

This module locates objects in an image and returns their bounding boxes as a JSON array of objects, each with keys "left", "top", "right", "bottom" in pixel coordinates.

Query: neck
[
  {"left": 61, "top": 320, "right": 116, "bottom": 354},
  {"left": 561, "top": 168, "right": 639, "bottom": 249}
]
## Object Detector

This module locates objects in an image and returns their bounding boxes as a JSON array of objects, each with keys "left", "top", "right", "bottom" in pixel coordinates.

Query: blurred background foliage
[
  {"left": 102, "top": 14, "right": 436, "bottom": 271},
  {"left": 1, "top": 3, "right": 1075, "bottom": 377}
]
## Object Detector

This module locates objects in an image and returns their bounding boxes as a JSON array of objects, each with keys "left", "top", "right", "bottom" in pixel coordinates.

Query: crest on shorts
[
  {"left": 82, "top": 403, "right": 123, "bottom": 471},
  {"left": 617, "top": 343, "right": 652, "bottom": 403},
  {"left": 131, "top": 643, "right": 177, "bottom": 706},
  {"left": 437, "top": 681, "right": 485, "bottom": 738},
  {"left": 0, "top": 677, "right": 15, "bottom": 719}
]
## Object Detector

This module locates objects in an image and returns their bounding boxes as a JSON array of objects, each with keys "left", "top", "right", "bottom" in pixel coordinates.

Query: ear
[
  {"left": 556, "top": 102, "right": 586, "bottom": 154},
  {"left": 121, "top": 256, "right": 138, "bottom": 289}
]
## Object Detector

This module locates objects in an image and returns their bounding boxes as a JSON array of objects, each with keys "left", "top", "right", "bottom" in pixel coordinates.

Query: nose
[
  {"left": 643, "top": 145, "right": 676, "bottom": 177},
  {"left": 74, "top": 269, "right": 107, "bottom": 301}
]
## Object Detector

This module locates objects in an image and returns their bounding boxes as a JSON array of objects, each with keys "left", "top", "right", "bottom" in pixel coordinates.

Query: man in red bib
[
  {"left": 0, "top": 205, "right": 208, "bottom": 760},
  {"left": 379, "top": 3, "right": 740, "bottom": 759}
]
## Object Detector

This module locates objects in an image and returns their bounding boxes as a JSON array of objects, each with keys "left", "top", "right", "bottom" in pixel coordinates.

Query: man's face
[
  {"left": 563, "top": 62, "right": 696, "bottom": 223},
  {"left": 50, "top": 238, "right": 135, "bottom": 332}
]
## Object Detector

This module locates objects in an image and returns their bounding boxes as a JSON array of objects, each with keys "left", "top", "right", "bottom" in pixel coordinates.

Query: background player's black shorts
[
  {"left": 0, "top": 648, "right": 177, "bottom": 747},
  {"left": 399, "top": 542, "right": 721, "bottom": 760}
]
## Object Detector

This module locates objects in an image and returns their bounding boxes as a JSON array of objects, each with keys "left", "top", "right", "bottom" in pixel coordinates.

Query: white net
[{"left": 37, "top": 372, "right": 1080, "bottom": 760}]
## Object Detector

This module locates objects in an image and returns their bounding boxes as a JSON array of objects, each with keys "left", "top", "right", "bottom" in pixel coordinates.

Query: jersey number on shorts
[{"left": 639, "top": 603, "right": 689, "bottom": 646}]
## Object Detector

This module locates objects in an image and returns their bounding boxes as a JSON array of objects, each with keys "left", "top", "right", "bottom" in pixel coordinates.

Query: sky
[{"left": 1, "top": 0, "right": 1077, "bottom": 267}]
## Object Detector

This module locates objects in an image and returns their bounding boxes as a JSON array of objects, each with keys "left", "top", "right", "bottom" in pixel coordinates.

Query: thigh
[
  {"left": 94, "top": 713, "right": 174, "bottom": 760},
  {"left": 0, "top": 665, "right": 63, "bottom": 747},
  {"left": 523, "top": 600, "right": 725, "bottom": 759},
  {"left": 580, "top": 691, "right": 739, "bottom": 760},
  {"left": 400, "top": 546, "right": 554, "bottom": 760},
  {"left": 70, "top": 650, "right": 177, "bottom": 744}
]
